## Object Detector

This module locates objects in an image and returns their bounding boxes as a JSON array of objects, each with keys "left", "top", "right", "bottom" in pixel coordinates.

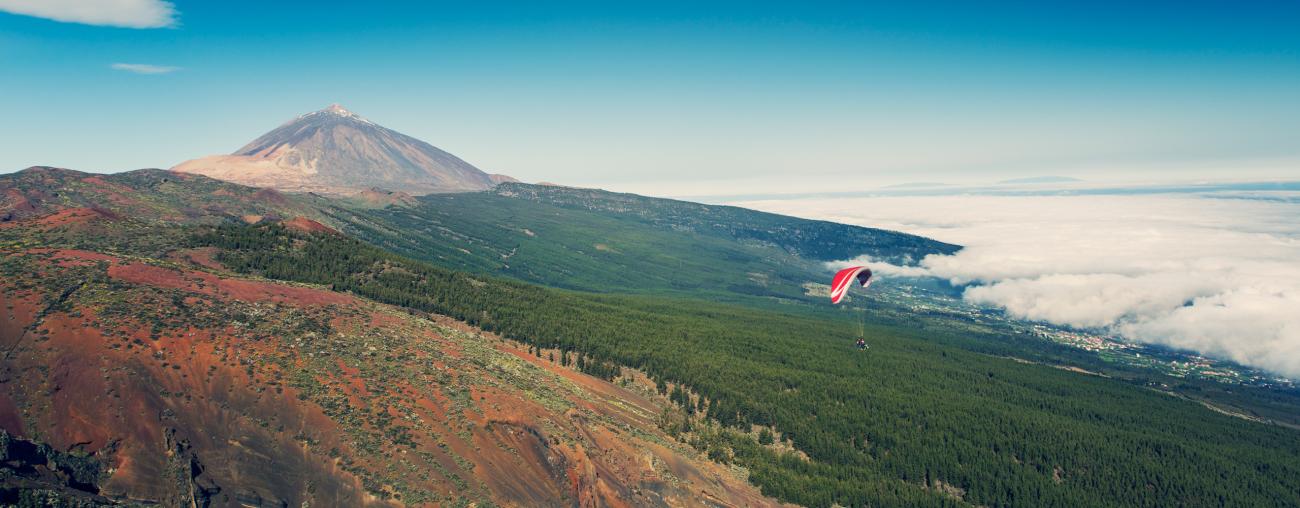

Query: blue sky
[{"left": 1, "top": 0, "right": 1297, "bottom": 195}]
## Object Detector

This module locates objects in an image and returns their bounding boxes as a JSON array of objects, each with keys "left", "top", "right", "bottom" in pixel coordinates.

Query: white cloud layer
[
  {"left": 735, "top": 192, "right": 1300, "bottom": 377},
  {"left": 0, "top": 0, "right": 176, "bottom": 28},
  {"left": 110, "top": 62, "right": 179, "bottom": 74}
]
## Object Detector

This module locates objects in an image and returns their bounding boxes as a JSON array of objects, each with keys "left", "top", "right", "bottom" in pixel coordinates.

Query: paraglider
[
  {"left": 830, "top": 265, "right": 873, "bottom": 350},
  {"left": 829, "top": 266, "right": 872, "bottom": 304}
]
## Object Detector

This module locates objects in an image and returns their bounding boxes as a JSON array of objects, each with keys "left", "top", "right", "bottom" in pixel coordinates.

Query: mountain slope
[
  {"left": 492, "top": 182, "right": 958, "bottom": 264},
  {"left": 192, "top": 219, "right": 1300, "bottom": 508},
  {"left": 7, "top": 167, "right": 1300, "bottom": 507},
  {"left": 173, "top": 105, "right": 502, "bottom": 195},
  {"left": 1, "top": 167, "right": 955, "bottom": 302},
  {"left": 0, "top": 166, "right": 329, "bottom": 225},
  {"left": 0, "top": 213, "right": 780, "bottom": 507},
  {"left": 334, "top": 183, "right": 958, "bottom": 298}
]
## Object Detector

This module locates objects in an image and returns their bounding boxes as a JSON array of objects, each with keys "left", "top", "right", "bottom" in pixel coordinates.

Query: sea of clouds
[{"left": 732, "top": 191, "right": 1300, "bottom": 378}]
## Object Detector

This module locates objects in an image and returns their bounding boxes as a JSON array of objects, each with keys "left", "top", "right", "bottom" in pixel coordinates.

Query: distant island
[
  {"left": 996, "top": 176, "right": 1083, "bottom": 185},
  {"left": 882, "top": 181, "right": 951, "bottom": 189}
]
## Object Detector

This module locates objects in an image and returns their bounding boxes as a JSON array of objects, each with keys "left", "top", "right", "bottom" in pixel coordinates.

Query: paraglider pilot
[{"left": 831, "top": 266, "right": 874, "bottom": 350}]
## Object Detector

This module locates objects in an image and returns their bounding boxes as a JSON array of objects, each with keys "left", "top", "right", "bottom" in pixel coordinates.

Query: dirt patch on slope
[
  {"left": 108, "top": 262, "right": 352, "bottom": 306},
  {"left": 282, "top": 216, "right": 338, "bottom": 235}
]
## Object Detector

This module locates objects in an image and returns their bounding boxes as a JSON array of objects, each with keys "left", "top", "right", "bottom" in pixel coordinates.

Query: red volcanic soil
[
  {"left": 79, "top": 176, "right": 135, "bottom": 195},
  {"left": 1, "top": 188, "right": 37, "bottom": 221},
  {"left": 0, "top": 295, "right": 375, "bottom": 505},
  {"left": 107, "top": 262, "right": 352, "bottom": 306},
  {"left": 0, "top": 248, "right": 784, "bottom": 507},
  {"left": 171, "top": 247, "right": 226, "bottom": 271},
  {"left": 282, "top": 216, "right": 337, "bottom": 234},
  {"left": 31, "top": 207, "right": 120, "bottom": 229},
  {"left": 425, "top": 315, "right": 786, "bottom": 507},
  {"left": 73, "top": 176, "right": 144, "bottom": 209}
]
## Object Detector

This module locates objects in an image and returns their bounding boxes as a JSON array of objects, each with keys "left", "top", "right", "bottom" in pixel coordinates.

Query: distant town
[{"left": 878, "top": 281, "right": 1297, "bottom": 391}]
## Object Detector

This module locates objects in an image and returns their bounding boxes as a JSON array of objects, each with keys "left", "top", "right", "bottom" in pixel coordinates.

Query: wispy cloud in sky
[
  {"left": 111, "top": 62, "right": 179, "bottom": 74},
  {"left": 736, "top": 190, "right": 1300, "bottom": 378},
  {"left": 0, "top": 0, "right": 176, "bottom": 28}
]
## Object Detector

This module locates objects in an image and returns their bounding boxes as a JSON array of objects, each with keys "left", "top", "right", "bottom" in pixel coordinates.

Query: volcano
[{"left": 173, "top": 104, "right": 509, "bottom": 195}]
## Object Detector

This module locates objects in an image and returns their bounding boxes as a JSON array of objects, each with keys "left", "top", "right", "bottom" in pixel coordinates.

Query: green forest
[
  {"left": 322, "top": 183, "right": 956, "bottom": 300},
  {"left": 195, "top": 223, "right": 1300, "bottom": 507}
]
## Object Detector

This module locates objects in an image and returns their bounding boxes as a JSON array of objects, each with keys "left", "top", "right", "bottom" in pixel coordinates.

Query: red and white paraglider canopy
[{"left": 830, "top": 266, "right": 872, "bottom": 304}]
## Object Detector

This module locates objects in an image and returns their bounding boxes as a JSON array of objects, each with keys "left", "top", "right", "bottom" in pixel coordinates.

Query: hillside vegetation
[
  {"left": 2, "top": 168, "right": 952, "bottom": 301},
  {"left": 5, "top": 167, "right": 1299, "bottom": 507},
  {"left": 196, "top": 222, "right": 1300, "bottom": 507},
  {"left": 331, "top": 183, "right": 956, "bottom": 299},
  {"left": 0, "top": 213, "right": 776, "bottom": 507}
]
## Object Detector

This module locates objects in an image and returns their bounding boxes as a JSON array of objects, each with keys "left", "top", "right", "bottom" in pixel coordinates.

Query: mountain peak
[
  {"left": 295, "top": 103, "right": 371, "bottom": 124},
  {"left": 173, "top": 106, "right": 511, "bottom": 195}
]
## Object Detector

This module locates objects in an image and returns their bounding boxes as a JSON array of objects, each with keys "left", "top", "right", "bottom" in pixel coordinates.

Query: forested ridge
[
  {"left": 194, "top": 223, "right": 1300, "bottom": 507},
  {"left": 489, "top": 182, "right": 959, "bottom": 263},
  {"left": 321, "top": 184, "right": 956, "bottom": 300}
]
